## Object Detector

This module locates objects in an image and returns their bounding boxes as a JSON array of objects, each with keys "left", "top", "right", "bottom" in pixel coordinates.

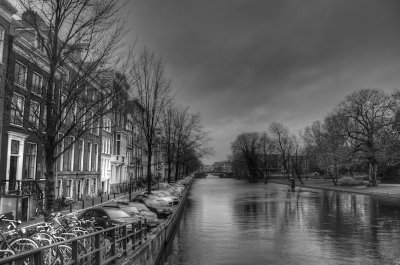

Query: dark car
[
  {"left": 77, "top": 207, "right": 139, "bottom": 230},
  {"left": 132, "top": 194, "right": 173, "bottom": 218}
]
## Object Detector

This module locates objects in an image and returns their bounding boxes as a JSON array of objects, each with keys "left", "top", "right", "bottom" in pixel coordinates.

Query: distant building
[{"left": 213, "top": 161, "right": 232, "bottom": 174}]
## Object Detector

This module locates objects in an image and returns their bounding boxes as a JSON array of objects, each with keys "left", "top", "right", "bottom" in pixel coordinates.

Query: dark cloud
[{"left": 126, "top": 0, "right": 400, "bottom": 163}]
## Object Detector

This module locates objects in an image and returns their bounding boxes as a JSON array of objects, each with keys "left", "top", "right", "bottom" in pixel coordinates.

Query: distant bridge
[{"left": 202, "top": 172, "right": 233, "bottom": 178}]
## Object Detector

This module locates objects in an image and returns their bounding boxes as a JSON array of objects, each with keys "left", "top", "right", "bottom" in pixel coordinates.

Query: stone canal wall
[{"left": 118, "top": 179, "right": 193, "bottom": 265}]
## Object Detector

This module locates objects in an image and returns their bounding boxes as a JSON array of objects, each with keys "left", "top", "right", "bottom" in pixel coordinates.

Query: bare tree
[
  {"left": 171, "top": 106, "right": 212, "bottom": 181},
  {"left": 336, "top": 88, "right": 397, "bottom": 186},
  {"left": 8, "top": 0, "right": 128, "bottom": 216},
  {"left": 160, "top": 102, "right": 175, "bottom": 183},
  {"left": 231, "top": 132, "right": 261, "bottom": 182},
  {"left": 269, "top": 122, "right": 293, "bottom": 181},
  {"left": 129, "top": 48, "right": 172, "bottom": 194},
  {"left": 258, "top": 132, "right": 275, "bottom": 183},
  {"left": 290, "top": 134, "right": 306, "bottom": 185},
  {"left": 303, "top": 120, "right": 327, "bottom": 175}
]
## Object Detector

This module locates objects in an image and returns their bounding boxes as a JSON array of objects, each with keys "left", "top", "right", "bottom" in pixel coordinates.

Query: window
[
  {"left": 66, "top": 103, "right": 76, "bottom": 125},
  {"left": 24, "top": 143, "right": 37, "bottom": 179},
  {"left": 31, "top": 72, "right": 43, "bottom": 95},
  {"left": 87, "top": 142, "right": 92, "bottom": 171},
  {"left": 10, "top": 93, "right": 25, "bottom": 126},
  {"left": 103, "top": 137, "right": 111, "bottom": 155},
  {"left": 63, "top": 136, "right": 74, "bottom": 171},
  {"left": 94, "top": 144, "right": 98, "bottom": 171},
  {"left": 0, "top": 26, "right": 4, "bottom": 64},
  {"left": 88, "top": 111, "right": 94, "bottom": 133},
  {"left": 79, "top": 139, "right": 84, "bottom": 171},
  {"left": 116, "top": 133, "right": 121, "bottom": 155},
  {"left": 81, "top": 107, "right": 86, "bottom": 128},
  {"left": 95, "top": 118, "right": 100, "bottom": 135},
  {"left": 61, "top": 94, "right": 66, "bottom": 121},
  {"left": 42, "top": 105, "right": 47, "bottom": 129},
  {"left": 14, "top": 62, "right": 27, "bottom": 88},
  {"left": 56, "top": 179, "right": 62, "bottom": 197},
  {"left": 91, "top": 178, "right": 96, "bottom": 194},
  {"left": 103, "top": 116, "right": 112, "bottom": 132},
  {"left": 29, "top": 100, "right": 40, "bottom": 129},
  {"left": 65, "top": 179, "right": 72, "bottom": 197}
]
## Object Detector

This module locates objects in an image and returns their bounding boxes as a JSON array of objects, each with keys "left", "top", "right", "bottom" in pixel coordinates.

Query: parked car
[
  {"left": 122, "top": 202, "right": 159, "bottom": 228},
  {"left": 151, "top": 190, "right": 179, "bottom": 205},
  {"left": 131, "top": 194, "right": 173, "bottom": 218},
  {"left": 103, "top": 204, "right": 142, "bottom": 218},
  {"left": 167, "top": 185, "right": 185, "bottom": 196},
  {"left": 141, "top": 191, "right": 174, "bottom": 205},
  {"left": 113, "top": 200, "right": 159, "bottom": 228},
  {"left": 77, "top": 207, "right": 139, "bottom": 230}
]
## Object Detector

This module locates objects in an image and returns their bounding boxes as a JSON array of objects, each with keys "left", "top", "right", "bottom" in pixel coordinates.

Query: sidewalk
[
  {"left": 22, "top": 188, "right": 146, "bottom": 228},
  {"left": 269, "top": 178, "right": 400, "bottom": 199}
]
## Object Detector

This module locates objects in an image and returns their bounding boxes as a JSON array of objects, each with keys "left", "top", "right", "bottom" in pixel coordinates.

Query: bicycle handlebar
[{"left": 0, "top": 215, "right": 22, "bottom": 226}]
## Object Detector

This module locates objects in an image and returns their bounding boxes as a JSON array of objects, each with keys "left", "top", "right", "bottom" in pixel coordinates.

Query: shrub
[
  {"left": 54, "top": 196, "right": 73, "bottom": 211},
  {"left": 337, "top": 176, "right": 364, "bottom": 186}
]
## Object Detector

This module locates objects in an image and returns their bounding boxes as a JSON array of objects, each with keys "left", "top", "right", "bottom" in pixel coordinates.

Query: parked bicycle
[{"left": 0, "top": 214, "right": 38, "bottom": 265}]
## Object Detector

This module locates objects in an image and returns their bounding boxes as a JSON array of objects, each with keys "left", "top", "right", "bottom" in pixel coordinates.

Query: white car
[{"left": 152, "top": 190, "right": 179, "bottom": 205}]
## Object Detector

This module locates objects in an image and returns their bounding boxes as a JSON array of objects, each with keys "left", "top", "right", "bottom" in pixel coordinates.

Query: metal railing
[
  {"left": 0, "top": 179, "right": 43, "bottom": 196},
  {"left": 0, "top": 220, "right": 147, "bottom": 265}
]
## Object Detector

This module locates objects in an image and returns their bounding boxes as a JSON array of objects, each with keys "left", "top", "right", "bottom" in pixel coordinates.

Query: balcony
[
  {"left": 0, "top": 179, "right": 43, "bottom": 196},
  {"left": 111, "top": 155, "right": 126, "bottom": 165}
]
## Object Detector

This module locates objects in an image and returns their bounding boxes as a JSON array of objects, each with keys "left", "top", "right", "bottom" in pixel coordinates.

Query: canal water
[{"left": 161, "top": 175, "right": 400, "bottom": 265}]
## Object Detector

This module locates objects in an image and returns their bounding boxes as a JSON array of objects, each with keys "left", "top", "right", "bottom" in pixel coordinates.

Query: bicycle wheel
[
  {"left": 30, "top": 231, "right": 56, "bottom": 245},
  {"left": 0, "top": 249, "right": 15, "bottom": 258},
  {"left": 30, "top": 232, "right": 58, "bottom": 265},
  {"left": 0, "top": 249, "right": 15, "bottom": 265},
  {"left": 53, "top": 244, "right": 72, "bottom": 265},
  {"left": 8, "top": 237, "right": 38, "bottom": 265},
  {"left": 67, "top": 227, "right": 91, "bottom": 250},
  {"left": 67, "top": 227, "right": 89, "bottom": 237}
]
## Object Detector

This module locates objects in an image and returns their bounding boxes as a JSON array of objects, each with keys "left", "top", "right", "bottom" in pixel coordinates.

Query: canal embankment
[
  {"left": 118, "top": 178, "right": 193, "bottom": 265},
  {"left": 270, "top": 178, "right": 400, "bottom": 199}
]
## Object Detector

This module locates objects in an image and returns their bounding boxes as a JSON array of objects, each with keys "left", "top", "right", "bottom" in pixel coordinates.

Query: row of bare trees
[
  {"left": 230, "top": 88, "right": 400, "bottom": 186},
  {"left": 160, "top": 104, "right": 212, "bottom": 183},
  {"left": 230, "top": 123, "right": 306, "bottom": 184},
  {"left": 128, "top": 49, "right": 213, "bottom": 192},
  {"left": 8, "top": 0, "right": 211, "bottom": 216}
]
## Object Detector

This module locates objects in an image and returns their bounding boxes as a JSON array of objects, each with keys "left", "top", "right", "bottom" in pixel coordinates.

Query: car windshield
[{"left": 106, "top": 209, "right": 131, "bottom": 218}]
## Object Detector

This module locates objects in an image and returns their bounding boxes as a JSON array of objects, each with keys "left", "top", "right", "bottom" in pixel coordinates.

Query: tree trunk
[
  {"left": 167, "top": 161, "right": 172, "bottom": 184},
  {"left": 44, "top": 153, "right": 56, "bottom": 220},
  {"left": 370, "top": 161, "right": 378, "bottom": 186},
  {"left": 147, "top": 150, "right": 152, "bottom": 194},
  {"left": 332, "top": 163, "right": 338, "bottom": 186}
]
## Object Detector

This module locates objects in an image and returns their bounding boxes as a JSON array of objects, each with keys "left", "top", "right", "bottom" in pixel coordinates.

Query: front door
[
  {"left": 8, "top": 156, "right": 18, "bottom": 191},
  {"left": 21, "top": 197, "right": 29, "bottom": 222},
  {"left": 6, "top": 134, "right": 28, "bottom": 193}
]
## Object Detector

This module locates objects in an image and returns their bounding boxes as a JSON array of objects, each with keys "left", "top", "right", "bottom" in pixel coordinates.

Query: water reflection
[{"left": 161, "top": 177, "right": 400, "bottom": 265}]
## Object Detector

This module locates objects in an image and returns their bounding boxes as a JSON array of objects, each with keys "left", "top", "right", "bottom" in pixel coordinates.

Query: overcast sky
[{"left": 125, "top": 0, "right": 400, "bottom": 165}]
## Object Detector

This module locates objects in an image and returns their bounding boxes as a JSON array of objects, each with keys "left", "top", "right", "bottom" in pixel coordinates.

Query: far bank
[{"left": 269, "top": 178, "right": 400, "bottom": 199}]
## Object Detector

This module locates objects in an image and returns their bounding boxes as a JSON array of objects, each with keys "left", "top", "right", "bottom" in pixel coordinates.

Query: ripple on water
[{"left": 161, "top": 178, "right": 400, "bottom": 265}]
